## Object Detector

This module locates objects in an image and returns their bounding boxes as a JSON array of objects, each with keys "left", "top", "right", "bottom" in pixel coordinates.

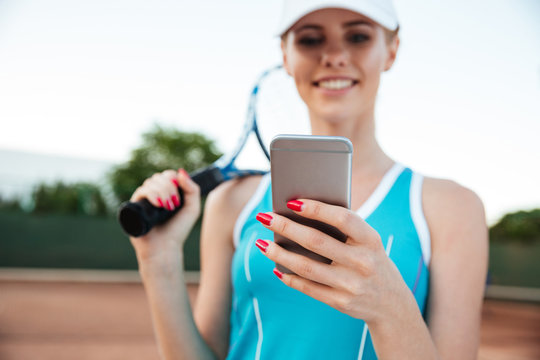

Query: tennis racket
[{"left": 118, "top": 65, "right": 311, "bottom": 237}]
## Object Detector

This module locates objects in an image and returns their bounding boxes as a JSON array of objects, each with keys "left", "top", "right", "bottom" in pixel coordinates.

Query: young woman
[{"left": 129, "top": 1, "right": 488, "bottom": 359}]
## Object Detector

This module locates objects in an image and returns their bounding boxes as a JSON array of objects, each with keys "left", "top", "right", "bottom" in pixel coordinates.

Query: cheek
[
  {"left": 353, "top": 52, "right": 386, "bottom": 91},
  {"left": 288, "top": 55, "right": 315, "bottom": 95},
  {"left": 293, "top": 76, "right": 312, "bottom": 107},
  {"left": 364, "top": 42, "right": 389, "bottom": 73},
  {"left": 286, "top": 44, "right": 320, "bottom": 74}
]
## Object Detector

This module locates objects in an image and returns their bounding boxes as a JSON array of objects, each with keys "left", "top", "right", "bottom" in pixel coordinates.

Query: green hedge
[
  {"left": 2, "top": 209, "right": 540, "bottom": 288},
  {"left": 488, "top": 241, "right": 540, "bottom": 288},
  {"left": 0, "top": 210, "right": 200, "bottom": 271}
]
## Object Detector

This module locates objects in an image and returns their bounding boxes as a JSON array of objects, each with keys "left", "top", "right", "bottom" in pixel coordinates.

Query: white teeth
[{"left": 318, "top": 79, "right": 354, "bottom": 90}]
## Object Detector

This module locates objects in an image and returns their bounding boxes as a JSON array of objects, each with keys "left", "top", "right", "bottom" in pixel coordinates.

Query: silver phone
[{"left": 270, "top": 135, "right": 352, "bottom": 274}]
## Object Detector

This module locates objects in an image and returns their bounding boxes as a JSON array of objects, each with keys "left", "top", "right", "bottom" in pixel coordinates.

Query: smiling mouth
[{"left": 314, "top": 79, "right": 358, "bottom": 90}]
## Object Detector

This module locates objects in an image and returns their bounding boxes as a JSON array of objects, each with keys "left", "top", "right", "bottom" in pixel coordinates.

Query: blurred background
[{"left": 1, "top": 0, "right": 539, "bottom": 359}]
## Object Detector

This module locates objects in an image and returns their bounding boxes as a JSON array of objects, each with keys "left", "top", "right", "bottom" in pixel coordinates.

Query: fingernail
[
  {"left": 179, "top": 168, "right": 190, "bottom": 179},
  {"left": 255, "top": 239, "right": 269, "bottom": 253},
  {"left": 172, "top": 178, "right": 179, "bottom": 187},
  {"left": 157, "top": 197, "right": 164, "bottom": 208},
  {"left": 166, "top": 199, "right": 174, "bottom": 211},
  {"left": 273, "top": 268, "right": 283, "bottom": 279},
  {"left": 287, "top": 200, "right": 304, "bottom": 212},
  {"left": 171, "top": 194, "right": 180, "bottom": 207},
  {"left": 256, "top": 213, "right": 273, "bottom": 226}
]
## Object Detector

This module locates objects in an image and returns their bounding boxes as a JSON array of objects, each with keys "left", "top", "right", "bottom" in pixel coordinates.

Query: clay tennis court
[{"left": 0, "top": 278, "right": 539, "bottom": 360}]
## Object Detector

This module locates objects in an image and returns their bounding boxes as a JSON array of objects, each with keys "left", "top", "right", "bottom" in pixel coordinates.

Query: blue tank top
[{"left": 227, "top": 163, "right": 431, "bottom": 360}]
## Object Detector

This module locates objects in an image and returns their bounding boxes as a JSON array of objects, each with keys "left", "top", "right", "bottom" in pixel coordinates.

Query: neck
[{"left": 308, "top": 108, "right": 394, "bottom": 179}]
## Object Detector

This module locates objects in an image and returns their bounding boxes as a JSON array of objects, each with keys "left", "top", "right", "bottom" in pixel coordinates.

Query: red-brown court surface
[{"left": 0, "top": 281, "right": 539, "bottom": 360}]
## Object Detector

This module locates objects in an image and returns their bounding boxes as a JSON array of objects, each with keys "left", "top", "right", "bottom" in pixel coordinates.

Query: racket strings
[
  {"left": 255, "top": 68, "right": 310, "bottom": 152},
  {"left": 219, "top": 66, "right": 311, "bottom": 175}
]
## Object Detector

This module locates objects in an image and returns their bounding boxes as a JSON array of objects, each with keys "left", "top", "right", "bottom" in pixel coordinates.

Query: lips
[{"left": 313, "top": 78, "right": 358, "bottom": 90}]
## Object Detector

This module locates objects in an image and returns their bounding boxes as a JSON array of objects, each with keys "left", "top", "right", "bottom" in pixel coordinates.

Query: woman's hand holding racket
[
  {"left": 255, "top": 199, "right": 417, "bottom": 326},
  {"left": 128, "top": 168, "right": 201, "bottom": 264}
]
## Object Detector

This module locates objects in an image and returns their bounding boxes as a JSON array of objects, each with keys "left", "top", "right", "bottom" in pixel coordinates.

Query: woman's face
[{"left": 281, "top": 8, "right": 399, "bottom": 124}]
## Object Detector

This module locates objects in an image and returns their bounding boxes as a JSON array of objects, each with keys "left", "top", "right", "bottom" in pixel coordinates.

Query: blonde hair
[{"left": 384, "top": 26, "right": 400, "bottom": 43}]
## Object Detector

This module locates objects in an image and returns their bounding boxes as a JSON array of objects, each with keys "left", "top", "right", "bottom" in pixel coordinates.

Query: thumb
[{"left": 177, "top": 168, "right": 200, "bottom": 203}]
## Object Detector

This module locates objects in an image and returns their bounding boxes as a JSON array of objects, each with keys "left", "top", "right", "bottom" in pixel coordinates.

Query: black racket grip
[
  {"left": 190, "top": 165, "right": 224, "bottom": 196},
  {"left": 118, "top": 165, "right": 224, "bottom": 237}
]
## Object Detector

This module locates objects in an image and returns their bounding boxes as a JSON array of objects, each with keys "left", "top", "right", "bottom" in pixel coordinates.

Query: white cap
[{"left": 276, "top": 0, "right": 399, "bottom": 36}]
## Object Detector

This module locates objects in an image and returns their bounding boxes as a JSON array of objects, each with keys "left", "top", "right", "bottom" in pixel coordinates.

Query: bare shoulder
[
  {"left": 205, "top": 175, "right": 265, "bottom": 217},
  {"left": 422, "top": 176, "right": 487, "bottom": 250},
  {"left": 422, "top": 177, "right": 485, "bottom": 219},
  {"left": 202, "top": 175, "right": 265, "bottom": 246}
]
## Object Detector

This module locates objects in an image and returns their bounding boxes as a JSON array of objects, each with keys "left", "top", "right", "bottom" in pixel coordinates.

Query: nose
[{"left": 321, "top": 42, "right": 349, "bottom": 68}]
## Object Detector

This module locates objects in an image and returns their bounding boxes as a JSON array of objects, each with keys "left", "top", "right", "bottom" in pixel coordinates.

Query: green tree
[
  {"left": 108, "top": 124, "right": 222, "bottom": 203},
  {"left": 490, "top": 209, "right": 540, "bottom": 244},
  {"left": 32, "top": 181, "right": 109, "bottom": 216},
  {"left": 0, "top": 195, "right": 21, "bottom": 211}
]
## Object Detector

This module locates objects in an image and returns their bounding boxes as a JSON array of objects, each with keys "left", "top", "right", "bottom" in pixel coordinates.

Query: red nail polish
[
  {"left": 273, "top": 268, "right": 283, "bottom": 279},
  {"left": 157, "top": 197, "right": 164, "bottom": 208},
  {"left": 179, "top": 168, "right": 190, "bottom": 178},
  {"left": 256, "top": 213, "right": 273, "bottom": 226},
  {"left": 255, "top": 239, "right": 269, "bottom": 253},
  {"left": 172, "top": 178, "right": 179, "bottom": 187},
  {"left": 171, "top": 194, "right": 180, "bottom": 207},
  {"left": 166, "top": 199, "right": 174, "bottom": 211},
  {"left": 287, "top": 200, "right": 304, "bottom": 212}
]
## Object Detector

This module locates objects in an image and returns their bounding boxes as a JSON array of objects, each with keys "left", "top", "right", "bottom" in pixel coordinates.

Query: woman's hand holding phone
[
  {"left": 255, "top": 199, "right": 417, "bottom": 327},
  {"left": 128, "top": 168, "right": 201, "bottom": 266}
]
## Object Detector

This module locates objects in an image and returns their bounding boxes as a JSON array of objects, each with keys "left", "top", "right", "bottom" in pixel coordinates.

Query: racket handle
[
  {"left": 118, "top": 166, "right": 225, "bottom": 237},
  {"left": 118, "top": 193, "right": 184, "bottom": 237},
  {"left": 190, "top": 165, "right": 224, "bottom": 196}
]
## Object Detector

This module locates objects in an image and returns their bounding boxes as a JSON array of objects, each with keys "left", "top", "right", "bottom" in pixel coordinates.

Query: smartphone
[{"left": 270, "top": 135, "right": 352, "bottom": 274}]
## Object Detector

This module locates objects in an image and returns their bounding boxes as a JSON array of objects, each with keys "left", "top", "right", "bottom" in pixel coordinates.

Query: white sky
[{"left": 0, "top": 0, "right": 539, "bottom": 224}]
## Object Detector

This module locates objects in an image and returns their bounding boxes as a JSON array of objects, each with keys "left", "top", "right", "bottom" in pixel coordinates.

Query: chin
[
  {"left": 320, "top": 100, "right": 358, "bottom": 117},
  {"left": 313, "top": 108, "right": 352, "bottom": 126}
]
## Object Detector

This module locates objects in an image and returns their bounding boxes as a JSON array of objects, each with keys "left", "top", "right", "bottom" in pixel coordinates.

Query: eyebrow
[
  {"left": 295, "top": 20, "right": 373, "bottom": 32},
  {"left": 295, "top": 24, "right": 323, "bottom": 32},
  {"left": 343, "top": 20, "right": 373, "bottom": 27}
]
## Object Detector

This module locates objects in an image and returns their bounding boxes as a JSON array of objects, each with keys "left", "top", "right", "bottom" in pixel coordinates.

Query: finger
[
  {"left": 256, "top": 239, "right": 342, "bottom": 288},
  {"left": 286, "top": 199, "right": 381, "bottom": 246},
  {"left": 158, "top": 170, "right": 182, "bottom": 209},
  {"left": 177, "top": 168, "right": 200, "bottom": 207},
  {"left": 142, "top": 172, "right": 176, "bottom": 210},
  {"left": 272, "top": 267, "right": 350, "bottom": 313},
  {"left": 256, "top": 212, "right": 350, "bottom": 264},
  {"left": 130, "top": 182, "right": 166, "bottom": 208}
]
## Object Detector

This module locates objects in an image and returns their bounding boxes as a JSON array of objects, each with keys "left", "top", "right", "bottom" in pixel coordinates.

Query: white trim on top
[
  {"left": 356, "top": 163, "right": 405, "bottom": 219},
  {"left": 244, "top": 232, "right": 257, "bottom": 283},
  {"left": 233, "top": 173, "right": 271, "bottom": 249},
  {"left": 252, "top": 297, "right": 264, "bottom": 360},
  {"left": 357, "top": 324, "right": 369, "bottom": 360},
  {"left": 385, "top": 234, "right": 394, "bottom": 256},
  {"left": 410, "top": 172, "right": 431, "bottom": 266}
]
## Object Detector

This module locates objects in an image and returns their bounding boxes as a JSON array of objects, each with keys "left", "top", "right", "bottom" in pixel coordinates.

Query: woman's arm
[
  {"left": 423, "top": 178, "right": 489, "bottom": 358},
  {"left": 193, "top": 176, "right": 263, "bottom": 358},
  {"left": 131, "top": 169, "right": 218, "bottom": 360},
  {"left": 139, "top": 247, "right": 218, "bottom": 360},
  {"left": 131, "top": 170, "right": 260, "bottom": 359}
]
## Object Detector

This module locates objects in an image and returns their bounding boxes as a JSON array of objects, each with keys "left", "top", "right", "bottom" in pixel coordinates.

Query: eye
[
  {"left": 347, "top": 33, "right": 370, "bottom": 43},
  {"left": 298, "top": 36, "right": 324, "bottom": 47}
]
